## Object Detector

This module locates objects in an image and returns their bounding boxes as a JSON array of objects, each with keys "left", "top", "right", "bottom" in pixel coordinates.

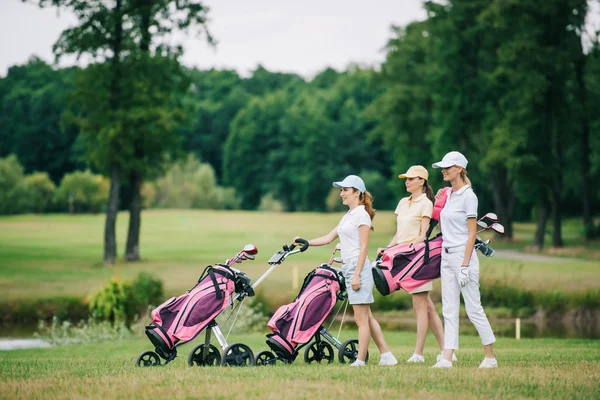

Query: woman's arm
[
  {"left": 411, "top": 216, "right": 431, "bottom": 245},
  {"left": 297, "top": 227, "right": 338, "bottom": 247},
  {"left": 351, "top": 225, "right": 370, "bottom": 290},
  {"left": 461, "top": 217, "right": 477, "bottom": 266}
]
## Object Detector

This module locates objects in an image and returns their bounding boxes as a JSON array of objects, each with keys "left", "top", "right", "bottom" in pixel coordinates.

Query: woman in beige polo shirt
[{"left": 377, "top": 165, "right": 449, "bottom": 363}]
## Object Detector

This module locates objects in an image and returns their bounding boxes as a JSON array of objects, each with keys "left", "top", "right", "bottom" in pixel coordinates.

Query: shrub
[
  {"left": 22, "top": 172, "right": 56, "bottom": 213},
  {"left": 480, "top": 281, "right": 536, "bottom": 312},
  {"left": 536, "top": 291, "right": 570, "bottom": 314},
  {"left": 54, "top": 170, "right": 109, "bottom": 213},
  {"left": 88, "top": 278, "right": 132, "bottom": 326},
  {"left": 258, "top": 193, "right": 286, "bottom": 212},
  {"left": 129, "top": 272, "right": 164, "bottom": 317},
  {"left": 34, "top": 316, "right": 133, "bottom": 346},
  {"left": 0, "top": 154, "right": 27, "bottom": 214},
  {"left": 325, "top": 187, "right": 345, "bottom": 212},
  {"left": 155, "top": 154, "right": 240, "bottom": 209}
]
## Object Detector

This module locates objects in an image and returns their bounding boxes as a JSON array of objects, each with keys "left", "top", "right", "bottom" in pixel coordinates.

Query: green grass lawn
[
  {"left": 1, "top": 331, "right": 598, "bottom": 399},
  {"left": 0, "top": 210, "right": 599, "bottom": 302}
]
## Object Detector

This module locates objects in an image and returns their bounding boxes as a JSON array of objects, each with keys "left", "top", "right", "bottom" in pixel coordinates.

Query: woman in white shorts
[
  {"left": 294, "top": 175, "right": 397, "bottom": 367},
  {"left": 377, "top": 165, "right": 451, "bottom": 364},
  {"left": 431, "top": 151, "right": 497, "bottom": 369}
]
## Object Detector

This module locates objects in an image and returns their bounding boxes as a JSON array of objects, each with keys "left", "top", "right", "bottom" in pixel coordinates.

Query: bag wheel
[
  {"left": 338, "top": 339, "right": 369, "bottom": 364},
  {"left": 188, "top": 343, "right": 221, "bottom": 367},
  {"left": 221, "top": 343, "right": 255, "bottom": 367},
  {"left": 136, "top": 350, "right": 161, "bottom": 367},
  {"left": 303, "top": 341, "right": 334, "bottom": 364},
  {"left": 254, "top": 350, "right": 277, "bottom": 366}
]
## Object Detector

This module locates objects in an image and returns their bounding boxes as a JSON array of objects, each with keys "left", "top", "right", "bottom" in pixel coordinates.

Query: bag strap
[{"left": 209, "top": 268, "right": 223, "bottom": 300}]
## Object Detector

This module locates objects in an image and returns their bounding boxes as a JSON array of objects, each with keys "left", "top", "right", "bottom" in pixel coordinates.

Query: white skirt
[{"left": 341, "top": 258, "right": 374, "bottom": 305}]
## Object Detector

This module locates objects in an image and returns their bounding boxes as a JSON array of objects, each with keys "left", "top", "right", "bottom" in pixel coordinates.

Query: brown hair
[
  {"left": 357, "top": 189, "right": 375, "bottom": 231},
  {"left": 423, "top": 179, "right": 435, "bottom": 203},
  {"left": 459, "top": 169, "right": 472, "bottom": 190}
]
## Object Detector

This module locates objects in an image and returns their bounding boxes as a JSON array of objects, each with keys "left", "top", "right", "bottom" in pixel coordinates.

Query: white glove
[{"left": 458, "top": 265, "right": 470, "bottom": 287}]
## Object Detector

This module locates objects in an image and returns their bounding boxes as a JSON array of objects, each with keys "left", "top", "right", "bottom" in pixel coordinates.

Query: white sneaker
[
  {"left": 350, "top": 360, "right": 366, "bottom": 367},
  {"left": 378, "top": 354, "right": 398, "bottom": 366},
  {"left": 436, "top": 351, "right": 458, "bottom": 363},
  {"left": 432, "top": 359, "right": 453, "bottom": 368},
  {"left": 478, "top": 358, "right": 498, "bottom": 368},
  {"left": 406, "top": 353, "right": 425, "bottom": 363}
]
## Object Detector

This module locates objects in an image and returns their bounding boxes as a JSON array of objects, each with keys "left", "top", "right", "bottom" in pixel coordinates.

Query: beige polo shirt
[{"left": 394, "top": 193, "right": 433, "bottom": 244}]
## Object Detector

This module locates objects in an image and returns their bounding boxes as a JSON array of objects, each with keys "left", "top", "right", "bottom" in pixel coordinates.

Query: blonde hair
[
  {"left": 460, "top": 169, "right": 472, "bottom": 189},
  {"left": 356, "top": 189, "right": 375, "bottom": 231}
]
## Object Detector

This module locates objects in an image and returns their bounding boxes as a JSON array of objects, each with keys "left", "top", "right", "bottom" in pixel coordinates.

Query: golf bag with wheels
[
  {"left": 144, "top": 263, "right": 254, "bottom": 363},
  {"left": 266, "top": 265, "right": 344, "bottom": 360}
]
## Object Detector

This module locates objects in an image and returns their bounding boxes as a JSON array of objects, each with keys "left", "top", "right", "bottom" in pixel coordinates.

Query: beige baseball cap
[{"left": 398, "top": 165, "right": 429, "bottom": 180}]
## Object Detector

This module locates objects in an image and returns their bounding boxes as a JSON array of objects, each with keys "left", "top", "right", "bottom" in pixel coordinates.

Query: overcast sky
[{"left": 0, "top": 0, "right": 428, "bottom": 78}]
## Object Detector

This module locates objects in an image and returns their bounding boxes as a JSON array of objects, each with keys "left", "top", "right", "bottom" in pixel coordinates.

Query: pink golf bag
[
  {"left": 144, "top": 263, "right": 254, "bottom": 363},
  {"left": 265, "top": 265, "right": 344, "bottom": 360},
  {"left": 372, "top": 188, "right": 450, "bottom": 296}
]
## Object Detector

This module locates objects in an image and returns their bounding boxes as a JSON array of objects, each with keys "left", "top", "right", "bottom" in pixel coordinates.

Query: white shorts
[{"left": 341, "top": 258, "right": 374, "bottom": 305}]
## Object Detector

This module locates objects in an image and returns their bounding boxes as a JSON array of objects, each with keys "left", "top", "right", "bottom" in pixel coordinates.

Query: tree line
[{"left": 1, "top": 0, "right": 599, "bottom": 263}]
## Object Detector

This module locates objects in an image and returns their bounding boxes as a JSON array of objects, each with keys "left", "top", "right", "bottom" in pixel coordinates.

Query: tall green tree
[{"left": 123, "top": 0, "right": 212, "bottom": 261}]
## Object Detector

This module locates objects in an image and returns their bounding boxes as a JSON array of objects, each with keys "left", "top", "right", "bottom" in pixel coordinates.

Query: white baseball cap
[
  {"left": 432, "top": 151, "right": 468, "bottom": 169},
  {"left": 332, "top": 175, "right": 366, "bottom": 193}
]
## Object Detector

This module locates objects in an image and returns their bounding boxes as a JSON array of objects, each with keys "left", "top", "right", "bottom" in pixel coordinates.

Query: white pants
[{"left": 441, "top": 246, "right": 496, "bottom": 349}]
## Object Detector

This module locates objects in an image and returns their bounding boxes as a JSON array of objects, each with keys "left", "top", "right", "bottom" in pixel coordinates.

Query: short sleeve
[
  {"left": 464, "top": 190, "right": 478, "bottom": 219},
  {"left": 356, "top": 211, "right": 372, "bottom": 228},
  {"left": 394, "top": 198, "right": 405, "bottom": 215},
  {"left": 421, "top": 199, "right": 433, "bottom": 219}
]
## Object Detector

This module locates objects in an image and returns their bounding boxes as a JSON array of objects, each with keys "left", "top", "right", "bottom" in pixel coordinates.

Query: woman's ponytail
[
  {"left": 460, "top": 169, "right": 473, "bottom": 190},
  {"left": 423, "top": 180, "right": 435, "bottom": 203},
  {"left": 359, "top": 190, "right": 376, "bottom": 231}
]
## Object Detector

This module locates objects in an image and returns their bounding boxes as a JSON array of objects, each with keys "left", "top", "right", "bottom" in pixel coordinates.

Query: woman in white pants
[
  {"left": 294, "top": 175, "right": 397, "bottom": 367},
  {"left": 431, "top": 151, "right": 498, "bottom": 369}
]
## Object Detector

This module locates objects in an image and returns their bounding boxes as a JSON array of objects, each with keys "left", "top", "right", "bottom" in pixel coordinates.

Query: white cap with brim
[
  {"left": 432, "top": 151, "right": 468, "bottom": 169},
  {"left": 332, "top": 175, "right": 366, "bottom": 193}
]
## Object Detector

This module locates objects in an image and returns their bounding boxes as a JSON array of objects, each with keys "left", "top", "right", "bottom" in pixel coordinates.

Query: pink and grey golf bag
[
  {"left": 143, "top": 263, "right": 254, "bottom": 364},
  {"left": 372, "top": 188, "right": 450, "bottom": 296},
  {"left": 265, "top": 265, "right": 344, "bottom": 361}
]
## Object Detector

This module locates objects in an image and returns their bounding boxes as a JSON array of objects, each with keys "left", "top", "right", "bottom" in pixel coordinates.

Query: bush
[
  {"left": 34, "top": 316, "right": 133, "bottom": 346},
  {"left": 129, "top": 272, "right": 164, "bottom": 317},
  {"left": 258, "top": 193, "right": 286, "bottom": 212},
  {"left": 325, "top": 187, "right": 345, "bottom": 212},
  {"left": 141, "top": 182, "right": 157, "bottom": 209},
  {"left": 22, "top": 172, "right": 56, "bottom": 213},
  {"left": 88, "top": 278, "right": 132, "bottom": 326},
  {"left": 480, "top": 281, "right": 536, "bottom": 312},
  {"left": 0, "top": 154, "right": 27, "bottom": 214},
  {"left": 54, "top": 170, "right": 109, "bottom": 213},
  {"left": 155, "top": 155, "right": 241, "bottom": 209},
  {"left": 536, "top": 291, "right": 570, "bottom": 314}
]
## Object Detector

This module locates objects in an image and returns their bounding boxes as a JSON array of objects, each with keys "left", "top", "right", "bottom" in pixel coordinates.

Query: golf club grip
[{"left": 294, "top": 238, "right": 309, "bottom": 252}]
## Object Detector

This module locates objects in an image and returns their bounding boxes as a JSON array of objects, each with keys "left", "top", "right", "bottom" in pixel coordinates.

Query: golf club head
[
  {"left": 477, "top": 220, "right": 489, "bottom": 229},
  {"left": 242, "top": 252, "right": 255, "bottom": 260},
  {"left": 482, "top": 212, "right": 498, "bottom": 222},
  {"left": 333, "top": 257, "right": 342, "bottom": 264},
  {"left": 490, "top": 223, "right": 505, "bottom": 234},
  {"left": 243, "top": 244, "right": 258, "bottom": 255}
]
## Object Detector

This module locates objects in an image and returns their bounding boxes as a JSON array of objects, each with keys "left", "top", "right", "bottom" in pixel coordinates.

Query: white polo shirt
[
  {"left": 439, "top": 185, "right": 478, "bottom": 248},
  {"left": 337, "top": 205, "right": 372, "bottom": 260}
]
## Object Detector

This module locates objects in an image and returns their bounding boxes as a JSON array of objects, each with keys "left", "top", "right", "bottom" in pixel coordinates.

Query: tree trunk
[
  {"left": 104, "top": 163, "right": 120, "bottom": 264},
  {"left": 550, "top": 181, "right": 564, "bottom": 248},
  {"left": 575, "top": 54, "right": 595, "bottom": 239},
  {"left": 103, "top": 0, "right": 124, "bottom": 264},
  {"left": 125, "top": 170, "right": 142, "bottom": 261},
  {"left": 124, "top": 0, "right": 151, "bottom": 262},
  {"left": 491, "top": 166, "right": 514, "bottom": 240},
  {"left": 532, "top": 197, "right": 549, "bottom": 250}
]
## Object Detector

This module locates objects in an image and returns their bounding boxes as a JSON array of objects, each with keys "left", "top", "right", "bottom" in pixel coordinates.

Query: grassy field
[
  {"left": 0, "top": 210, "right": 599, "bottom": 303},
  {"left": 1, "top": 331, "right": 598, "bottom": 400}
]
